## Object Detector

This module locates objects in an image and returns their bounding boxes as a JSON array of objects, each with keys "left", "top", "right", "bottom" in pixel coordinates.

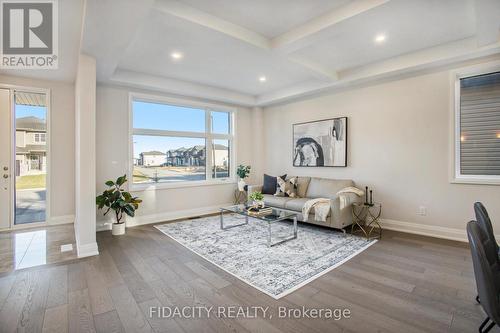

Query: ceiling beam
[
  {"left": 288, "top": 56, "right": 338, "bottom": 81},
  {"left": 110, "top": 69, "right": 256, "bottom": 107},
  {"left": 474, "top": 0, "right": 500, "bottom": 47},
  {"left": 271, "top": 0, "right": 390, "bottom": 54},
  {"left": 154, "top": 0, "right": 270, "bottom": 49}
]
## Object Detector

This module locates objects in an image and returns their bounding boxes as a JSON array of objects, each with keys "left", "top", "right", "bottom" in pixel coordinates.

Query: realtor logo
[{"left": 1, "top": 0, "right": 58, "bottom": 69}]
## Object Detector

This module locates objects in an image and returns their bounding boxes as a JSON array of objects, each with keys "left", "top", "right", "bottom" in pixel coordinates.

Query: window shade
[{"left": 460, "top": 71, "right": 500, "bottom": 175}]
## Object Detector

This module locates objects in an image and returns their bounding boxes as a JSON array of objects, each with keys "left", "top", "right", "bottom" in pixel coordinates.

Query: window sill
[
  {"left": 451, "top": 177, "right": 500, "bottom": 186},
  {"left": 130, "top": 178, "right": 236, "bottom": 192}
]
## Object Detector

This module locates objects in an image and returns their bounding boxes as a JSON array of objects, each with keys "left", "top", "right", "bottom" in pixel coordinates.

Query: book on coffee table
[{"left": 247, "top": 206, "right": 273, "bottom": 216}]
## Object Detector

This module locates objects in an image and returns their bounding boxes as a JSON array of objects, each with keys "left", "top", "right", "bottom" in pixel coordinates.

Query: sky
[
  {"left": 15, "top": 105, "right": 46, "bottom": 120},
  {"left": 133, "top": 101, "right": 229, "bottom": 158}
]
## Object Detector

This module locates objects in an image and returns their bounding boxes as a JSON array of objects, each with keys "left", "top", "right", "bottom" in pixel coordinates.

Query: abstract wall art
[{"left": 293, "top": 117, "right": 347, "bottom": 167}]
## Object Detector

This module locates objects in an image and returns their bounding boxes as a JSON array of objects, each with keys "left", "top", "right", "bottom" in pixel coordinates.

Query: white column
[{"left": 74, "top": 54, "right": 98, "bottom": 257}]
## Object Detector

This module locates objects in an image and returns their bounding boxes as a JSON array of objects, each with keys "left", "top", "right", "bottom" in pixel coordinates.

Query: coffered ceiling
[{"left": 38, "top": 0, "right": 500, "bottom": 106}]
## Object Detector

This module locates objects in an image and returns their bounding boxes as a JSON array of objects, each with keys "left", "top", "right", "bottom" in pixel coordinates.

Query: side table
[
  {"left": 351, "top": 202, "right": 382, "bottom": 240},
  {"left": 234, "top": 190, "right": 247, "bottom": 204}
]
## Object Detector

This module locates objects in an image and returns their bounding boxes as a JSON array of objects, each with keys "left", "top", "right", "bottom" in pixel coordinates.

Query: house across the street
[
  {"left": 139, "top": 151, "right": 166, "bottom": 166},
  {"left": 166, "top": 144, "right": 228, "bottom": 167},
  {"left": 15, "top": 116, "right": 47, "bottom": 177}
]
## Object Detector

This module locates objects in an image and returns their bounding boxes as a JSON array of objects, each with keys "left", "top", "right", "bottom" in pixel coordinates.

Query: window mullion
[{"left": 206, "top": 110, "right": 213, "bottom": 180}]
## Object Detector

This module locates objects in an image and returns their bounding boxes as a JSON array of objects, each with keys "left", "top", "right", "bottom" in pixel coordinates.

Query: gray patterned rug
[{"left": 155, "top": 214, "right": 377, "bottom": 299}]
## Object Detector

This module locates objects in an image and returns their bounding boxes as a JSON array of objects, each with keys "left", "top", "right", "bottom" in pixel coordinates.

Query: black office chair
[
  {"left": 467, "top": 221, "right": 500, "bottom": 333},
  {"left": 475, "top": 202, "right": 499, "bottom": 257},
  {"left": 474, "top": 202, "right": 500, "bottom": 304}
]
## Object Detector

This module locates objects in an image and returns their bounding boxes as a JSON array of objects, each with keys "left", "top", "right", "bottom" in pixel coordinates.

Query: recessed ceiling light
[
  {"left": 171, "top": 52, "right": 183, "bottom": 60},
  {"left": 259, "top": 76, "right": 267, "bottom": 82},
  {"left": 374, "top": 34, "right": 386, "bottom": 43}
]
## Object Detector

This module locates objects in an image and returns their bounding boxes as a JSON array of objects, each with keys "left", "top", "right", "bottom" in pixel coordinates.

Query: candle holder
[
  {"left": 364, "top": 186, "right": 369, "bottom": 205},
  {"left": 364, "top": 186, "right": 375, "bottom": 206}
]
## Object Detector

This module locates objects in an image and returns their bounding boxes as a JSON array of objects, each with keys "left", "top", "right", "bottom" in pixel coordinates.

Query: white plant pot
[
  {"left": 253, "top": 200, "right": 265, "bottom": 208},
  {"left": 237, "top": 179, "right": 246, "bottom": 191},
  {"left": 112, "top": 223, "right": 126, "bottom": 236}
]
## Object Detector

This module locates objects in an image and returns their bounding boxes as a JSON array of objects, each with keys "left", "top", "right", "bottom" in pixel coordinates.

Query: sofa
[{"left": 247, "top": 176, "right": 360, "bottom": 230}]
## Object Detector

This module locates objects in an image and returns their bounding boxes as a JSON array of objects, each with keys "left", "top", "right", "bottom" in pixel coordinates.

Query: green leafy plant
[
  {"left": 96, "top": 175, "right": 142, "bottom": 224},
  {"left": 236, "top": 165, "right": 251, "bottom": 179},
  {"left": 249, "top": 191, "right": 264, "bottom": 202}
]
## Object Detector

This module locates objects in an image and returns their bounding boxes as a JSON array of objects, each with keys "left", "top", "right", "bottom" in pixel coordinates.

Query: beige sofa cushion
[
  {"left": 296, "top": 176, "right": 311, "bottom": 198},
  {"left": 284, "top": 198, "right": 308, "bottom": 211},
  {"left": 284, "top": 198, "right": 331, "bottom": 217},
  {"left": 306, "top": 178, "right": 353, "bottom": 198},
  {"left": 262, "top": 194, "right": 292, "bottom": 208}
]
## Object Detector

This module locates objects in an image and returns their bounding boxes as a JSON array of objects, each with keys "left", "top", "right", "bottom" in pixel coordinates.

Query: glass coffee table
[{"left": 220, "top": 204, "right": 298, "bottom": 247}]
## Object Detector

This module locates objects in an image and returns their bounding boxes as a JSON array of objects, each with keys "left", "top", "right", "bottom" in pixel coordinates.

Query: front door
[
  {"left": 0, "top": 88, "right": 49, "bottom": 229},
  {"left": 0, "top": 88, "right": 12, "bottom": 229}
]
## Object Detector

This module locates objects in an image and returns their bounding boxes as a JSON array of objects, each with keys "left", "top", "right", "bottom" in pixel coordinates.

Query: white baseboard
[
  {"left": 379, "top": 218, "right": 473, "bottom": 242},
  {"left": 96, "top": 203, "right": 232, "bottom": 232},
  {"left": 76, "top": 241, "right": 99, "bottom": 258},
  {"left": 49, "top": 215, "right": 74, "bottom": 225}
]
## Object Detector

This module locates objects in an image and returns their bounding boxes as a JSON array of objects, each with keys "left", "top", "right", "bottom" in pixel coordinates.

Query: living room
[{"left": 1, "top": 0, "right": 500, "bottom": 332}]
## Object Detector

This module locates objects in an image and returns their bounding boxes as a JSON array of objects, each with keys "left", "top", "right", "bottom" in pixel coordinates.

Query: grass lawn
[
  {"left": 133, "top": 168, "right": 150, "bottom": 183},
  {"left": 16, "top": 174, "right": 46, "bottom": 190}
]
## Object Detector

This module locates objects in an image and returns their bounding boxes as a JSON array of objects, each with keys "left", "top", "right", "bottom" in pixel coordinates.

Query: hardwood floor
[{"left": 0, "top": 222, "right": 495, "bottom": 333}]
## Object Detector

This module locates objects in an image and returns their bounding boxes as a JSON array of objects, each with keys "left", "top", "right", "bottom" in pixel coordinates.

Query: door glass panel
[{"left": 14, "top": 91, "right": 47, "bottom": 224}]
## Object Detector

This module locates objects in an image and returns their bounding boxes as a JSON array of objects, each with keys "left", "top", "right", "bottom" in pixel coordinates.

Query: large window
[
  {"left": 131, "top": 96, "right": 234, "bottom": 187},
  {"left": 454, "top": 69, "right": 500, "bottom": 183}
]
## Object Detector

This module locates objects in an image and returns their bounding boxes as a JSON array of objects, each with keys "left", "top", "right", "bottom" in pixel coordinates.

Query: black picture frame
[{"left": 292, "top": 117, "right": 348, "bottom": 167}]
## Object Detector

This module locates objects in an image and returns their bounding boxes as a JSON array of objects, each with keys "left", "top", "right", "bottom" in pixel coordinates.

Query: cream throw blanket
[
  {"left": 302, "top": 198, "right": 331, "bottom": 222},
  {"left": 336, "top": 186, "right": 365, "bottom": 210}
]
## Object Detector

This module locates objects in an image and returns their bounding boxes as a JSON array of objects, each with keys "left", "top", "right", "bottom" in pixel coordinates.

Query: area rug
[{"left": 155, "top": 214, "right": 377, "bottom": 299}]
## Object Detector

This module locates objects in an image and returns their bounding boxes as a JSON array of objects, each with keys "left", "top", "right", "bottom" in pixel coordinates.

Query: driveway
[{"left": 15, "top": 189, "right": 46, "bottom": 224}]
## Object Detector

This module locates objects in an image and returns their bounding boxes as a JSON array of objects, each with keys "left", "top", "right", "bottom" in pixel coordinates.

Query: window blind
[{"left": 460, "top": 71, "right": 500, "bottom": 175}]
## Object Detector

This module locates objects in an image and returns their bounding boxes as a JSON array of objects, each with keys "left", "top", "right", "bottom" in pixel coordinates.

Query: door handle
[
  {"left": 2, "top": 174, "right": 8, "bottom": 179},
  {"left": 3, "top": 167, "right": 7, "bottom": 171}
]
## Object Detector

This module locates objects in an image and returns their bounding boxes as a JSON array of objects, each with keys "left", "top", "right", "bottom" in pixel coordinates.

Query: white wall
[
  {"left": 0, "top": 74, "right": 75, "bottom": 222},
  {"left": 74, "top": 54, "right": 98, "bottom": 257},
  {"left": 262, "top": 67, "right": 500, "bottom": 239},
  {"left": 96, "top": 85, "right": 259, "bottom": 227}
]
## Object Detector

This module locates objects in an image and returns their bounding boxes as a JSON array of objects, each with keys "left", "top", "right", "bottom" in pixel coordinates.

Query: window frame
[
  {"left": 451, "top": 61, "right": 500, "bottom": 185},
  {"left": 128, "top": 92, "right": 236, "bottom": 191}
]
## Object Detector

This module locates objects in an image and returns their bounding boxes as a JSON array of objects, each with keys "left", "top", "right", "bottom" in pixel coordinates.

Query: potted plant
[
  {"left": 249, "top": 191, "right": 265, "bottom": 208},
  {"left": 236, "top": 164, "right": 251, "bottom": 191},
  {"left": 96, "top": 175, "right": 142, "bottom": 235}
]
